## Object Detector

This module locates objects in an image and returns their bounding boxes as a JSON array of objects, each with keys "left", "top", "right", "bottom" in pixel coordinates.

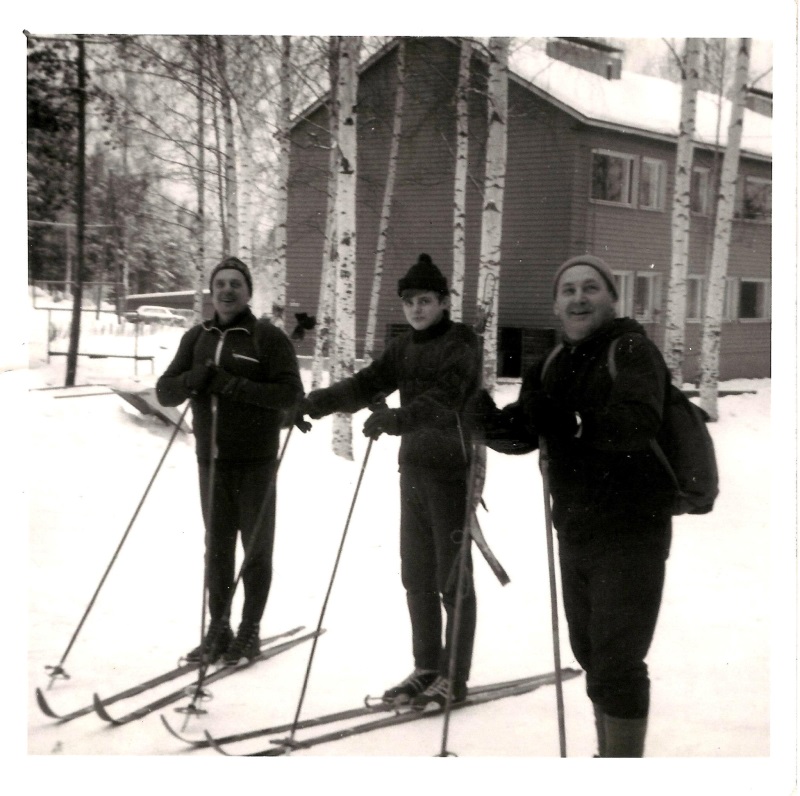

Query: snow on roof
[{"left": 508, "top": 43, "right": 772, "bottom": 160}]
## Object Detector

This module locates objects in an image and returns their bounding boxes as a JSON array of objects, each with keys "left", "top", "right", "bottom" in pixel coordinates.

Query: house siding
[{"left": 286, "top": 37, "right": 771, "bottom": 381}]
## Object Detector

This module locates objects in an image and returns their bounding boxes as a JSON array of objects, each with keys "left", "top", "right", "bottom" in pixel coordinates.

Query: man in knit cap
[
  {"left": 476, "top": 253, "right": 675, "bottom": 756},
  {"left": 157, "top": 256, "right": 303, "bottom": 666},
  {"left": 301, "top": 253, "right": 482, "bottom": 710}
]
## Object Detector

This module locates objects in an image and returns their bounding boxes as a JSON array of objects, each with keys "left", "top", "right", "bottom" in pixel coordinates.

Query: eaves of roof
[{"left": 291, "top": 36, "right": 772, "bottom": 164}]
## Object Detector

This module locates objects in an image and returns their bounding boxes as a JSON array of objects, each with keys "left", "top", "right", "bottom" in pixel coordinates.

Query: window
[
  {"left": 723, "top": 278, "right": 738, "bottom": 321},
  {"left": 686, "top": 275, "right": 704, "bottom": 321},
  {"left": 737, "top": 279, "right": 771, "bottom": 320},
  {"left": 591, "top": 150, "right": 635, "bottom": 205},
  {"left": 639, "top": 158, "right": 666, "bottom": 210},
  {"left": 613, "top": 270, "right": 662, "bottom": 322},
  {"left": 690, "top": 167, "right": 710, "bottom": 215},
  {"left": 737, "top": 176, "right": 772, "bottom": 222}
]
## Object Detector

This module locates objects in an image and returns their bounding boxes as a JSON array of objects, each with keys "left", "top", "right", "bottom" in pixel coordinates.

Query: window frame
[
  {"left": 686, "top": 275, "right": 704, "bottom": 322},
  {"left": 736, "top": 277, "right": 772, "bottom": 321},
  {"left": 690, "top": 166, "right": 710, "bottom": 215},
  {"left": 612, "top": 269, "right": 662, "bottom": 323},
  {"left": 590, "top": 149, "right": 637, "bottom": 207},
  {"left": 638, "top": 157, "right": 667, "bottom": 211},
  {"left": 736, "top": 175, "right": 772, "bottom": 223}
]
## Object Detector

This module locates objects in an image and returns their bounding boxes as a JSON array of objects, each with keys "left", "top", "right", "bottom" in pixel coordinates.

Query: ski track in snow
[{"left": 13, "top": 309, "right": 794, "bottom": 794}]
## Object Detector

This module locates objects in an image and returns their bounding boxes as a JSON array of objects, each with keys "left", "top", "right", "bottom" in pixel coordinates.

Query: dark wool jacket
[
  {"left": 486, "top": 318, "right": 674, "bottom": 548},
  {"left": 156, "top": 309, "right": 303, "bottom": 464},
  {"left": 315, "top": 315, "right": 481, "bottom": 479}
]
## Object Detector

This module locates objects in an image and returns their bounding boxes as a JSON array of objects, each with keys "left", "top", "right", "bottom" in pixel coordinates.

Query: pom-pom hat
[{"left": 398, "top": 253, "right": 448, "bottom": 296}]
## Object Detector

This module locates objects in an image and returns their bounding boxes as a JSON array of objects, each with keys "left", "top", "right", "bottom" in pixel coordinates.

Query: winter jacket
[
  {"left": 486, "top": 318, "right": 674, "bottom": 548},
  {"left": 313, "top": 315, "right": 481, "bottom": 479},
  {"left": 156, "top": 309, "right": 303, "bottom": 463}
]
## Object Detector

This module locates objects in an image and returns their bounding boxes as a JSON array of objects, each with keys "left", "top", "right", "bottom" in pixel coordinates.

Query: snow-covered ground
[{"left": 10, "top": 301, "right": 796, "bottom": 794}]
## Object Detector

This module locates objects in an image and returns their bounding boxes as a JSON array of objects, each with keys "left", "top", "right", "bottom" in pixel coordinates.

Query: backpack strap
[
  {"left": 540, "top": 343, "right": 564, "bottom": 383},
  {"left": 607, "top": 335, "right": 680, "bottom": 491}
]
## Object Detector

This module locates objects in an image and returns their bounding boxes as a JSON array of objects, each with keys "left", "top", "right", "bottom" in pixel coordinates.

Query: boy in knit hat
[
  {"left": 301, "top": 253, "right": 481, "bottom": 709},
  {"left": 157, "top": 256, "right": 303, "bottom": 666}
]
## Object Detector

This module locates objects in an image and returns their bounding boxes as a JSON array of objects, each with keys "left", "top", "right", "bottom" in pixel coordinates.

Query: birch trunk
[
  {"left": 476, "top": 38, "right": 509, "bottom": 393},
  {"left": 193, "top": 36, "right": 206, "bottom": 322},
  {"left": 268, "top": 35, "right": 291, "bottom": 329},
  {"left": 362, "top": 39, "right": 406, "bottom": 363},
  {"left": 332, "top": 36, "right": 361, "bottom": 460},
  {"left": 664, "top": 38, "right": 702, "bottom": 386},
  {"left": 311, "top": 37, "right": 340, "bottom": 390},
  {"left": 450, "top": 38, "right": 472, "bottom": 322},
  {"left": 699, "top": 38, "right": 751, "bottom": 420},
  {"left": 212, "top": 82, "right": 227, "bottom": 257},
  {"left": 216, "top": 36, "right": 238, "bottom": 257}
]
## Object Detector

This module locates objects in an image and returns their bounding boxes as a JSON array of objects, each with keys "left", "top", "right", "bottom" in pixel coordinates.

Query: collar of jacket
[
  {"left": 561, "top": 317, "right": 647, "bottom": 353},
  {"left": 411, "top": 313, "right": 452, "bottom": 343},
  {"left": 203, "top": 307, "right": 256, "bottom": 334}
]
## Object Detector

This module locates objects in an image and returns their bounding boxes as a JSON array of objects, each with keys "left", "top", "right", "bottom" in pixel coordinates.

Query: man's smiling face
[
  {"left": 553, "top": 264, "right": 618, "bottom": 342},
  {"left": 211, "top": 268, "right": 250, "bottom": 323}
]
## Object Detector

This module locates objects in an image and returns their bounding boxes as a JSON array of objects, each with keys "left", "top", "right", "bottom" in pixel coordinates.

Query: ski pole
[
  {"left": 44, "top": 400, "right": 192, "bottom": 687},
  {"left": 181, "top": 422, "right": 296, "bottom": 720},
  {"left": 284, "top": 434, "right": 375, "bottom": 748},
  {"left": 538, "top": 435, "right": 567, "bottom": 757}
]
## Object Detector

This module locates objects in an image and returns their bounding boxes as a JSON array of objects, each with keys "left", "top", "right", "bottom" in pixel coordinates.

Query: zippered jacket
[
  {"left": 486, "top": 318, "right": 674, "bottom": 546},
  {"left": 156, "top": 309, "right": 303, "bottom": 463}
]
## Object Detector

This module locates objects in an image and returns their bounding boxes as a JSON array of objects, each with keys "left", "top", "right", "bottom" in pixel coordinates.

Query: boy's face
[
  {"left": 553, "top": 264, "right": 617, "bottom": 342},
  {"left": 401, "top": 290, "right": 448, "bottom": 331}
]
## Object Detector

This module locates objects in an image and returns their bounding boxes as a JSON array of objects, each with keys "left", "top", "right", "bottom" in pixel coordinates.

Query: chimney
[{"left": 546, "top": 37, "right": 623, "bottom": 80}]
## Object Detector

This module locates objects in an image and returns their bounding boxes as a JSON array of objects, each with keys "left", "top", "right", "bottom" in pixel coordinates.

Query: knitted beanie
[
  {"left": 209, "top": 256, "right": 253, "bottom": 295},
  {"left": 398, "top": 253, "right": 448, "bottom": 296},
  {"left": 553, "top": 254, "right": 618, "bottom": 299}
]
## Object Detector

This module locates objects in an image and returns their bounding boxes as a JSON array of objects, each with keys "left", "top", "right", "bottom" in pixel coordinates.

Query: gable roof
[
  {"left": 507, "top": 41, "right": 772, "bottom": 161},
  {"left": 292, "top": 37, "right": 772, "bottom": 162}
]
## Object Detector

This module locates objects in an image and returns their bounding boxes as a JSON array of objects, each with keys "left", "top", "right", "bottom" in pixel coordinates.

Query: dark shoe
[
  {"left": 381, "top": 668, "right": 438, "bottom": 705},
  {"left": 409, "top": 675, "right": 467, "bottom": 711},
  {"left": 221, "top": 622, "right": 260, "bottom": 666},
  {"left": 184, "top": 620, "right": 233, "bottom": 664}
]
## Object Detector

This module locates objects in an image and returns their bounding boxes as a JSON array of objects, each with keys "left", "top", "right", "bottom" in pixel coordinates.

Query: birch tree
[
  {"left": 331, "top": 36, "right": 361, "bottom": 459},
  {"left": 362, "top": 38, "right": 406, "bottom": 363},
  {"left": 699, "top": 38, "right": 751, "bottom": 420},
  {"left": 311, "top": 36, "right": 340, "bottom": 390},
  {"left": 267, "top": 35, "right": 292, "bottom": 328},
  {"left": 193, "top": 36, "right": 207, "bottom": 321},
  {"left": 216, "top": 36, "right": 238, "bottom": 257},
  {"left": 663, "top": 38, "right": 701, "bottom": 385},
  {"left": 450, "top": 37, "right": 472, "bottom": 322},
  {"left": 475, "top": 38, "right": 509, "bottom": 392}
]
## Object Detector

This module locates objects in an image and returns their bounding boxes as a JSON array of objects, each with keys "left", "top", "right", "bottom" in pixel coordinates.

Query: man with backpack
[{"left": 474, "top": 254, "right": 676, "bottom": 757}]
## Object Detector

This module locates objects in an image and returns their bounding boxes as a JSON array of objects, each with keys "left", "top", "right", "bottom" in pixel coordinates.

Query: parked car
[{"left": 124, "top": 305, "right": 186, "bottom": 326}]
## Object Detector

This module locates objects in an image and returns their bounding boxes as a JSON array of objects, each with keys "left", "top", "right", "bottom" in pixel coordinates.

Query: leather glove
[
  {"left": 304, "top": 390, "right": 336, "bottom": 419},
  {"left": 293, "top": 405, "right": 313, "bottom": 433},
  {"left": 362, "top": 409, "right": 401, "bottom": 440},
  {"left": 522, "top": 391, "right": 578, "bottom": 438},
  {"left": 185, "top": 361, "right": 216, "bottom": 395},
  {"left": 208, "top": 365, "right": 239, "bottom": 396}
]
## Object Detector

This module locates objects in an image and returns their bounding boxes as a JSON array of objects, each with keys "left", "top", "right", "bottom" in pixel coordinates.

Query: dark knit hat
[
  {"left": 209, "top": 256, "right": 253, "bottom": 295},
  {"left": 553, "top": 254, "right": 618, "bottom": 299},
  {"left": 398, "top": 253, "right": 448, "bottom": 296}
]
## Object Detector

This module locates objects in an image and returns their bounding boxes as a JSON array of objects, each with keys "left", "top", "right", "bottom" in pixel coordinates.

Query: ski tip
[
  {"left": 92, "top": 693, "right": 121, "bottom": 725},
  {"left": 35, "top": 687, "right": 60, "bottom": 719},
  {"left": 160, "top": 714, "right": 193, "bottom": 744}
]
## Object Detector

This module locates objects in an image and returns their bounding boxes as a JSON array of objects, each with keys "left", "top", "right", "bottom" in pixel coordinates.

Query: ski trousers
[
  {"left": 399, "top": 469, "right": 476, "bottom": 683},
  {"left": 198, "top": 459, "right": 277, "bottom": 629},
  {"left": 558, "top": 535, "right": 669, "bottom": 720}
]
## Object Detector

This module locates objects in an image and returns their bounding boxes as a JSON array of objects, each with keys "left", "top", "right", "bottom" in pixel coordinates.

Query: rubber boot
[
  {"left": 603, "top": 714, "right": 648, "bottom": 758},
  {"left": 593, "top": 702, "right": 607, "bottom": 757}
]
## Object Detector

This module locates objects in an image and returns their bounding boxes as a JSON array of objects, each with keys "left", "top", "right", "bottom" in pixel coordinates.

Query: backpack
[{"left": 542, "top": 338, "right": 719, "bottom": 516}]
